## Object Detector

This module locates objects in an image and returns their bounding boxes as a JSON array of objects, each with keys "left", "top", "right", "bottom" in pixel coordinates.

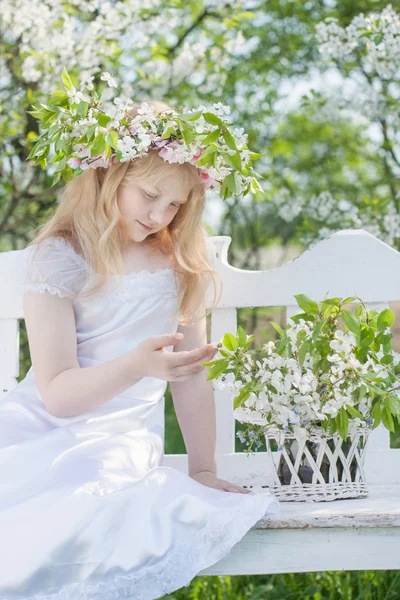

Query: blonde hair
[{"left": 29, "top": 100, "right": 223, "bottom": 326}]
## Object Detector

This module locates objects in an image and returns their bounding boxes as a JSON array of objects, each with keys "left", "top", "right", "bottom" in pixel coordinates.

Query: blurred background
[{"left": 1, "top": 0, "right": 399, "bottom": 596}]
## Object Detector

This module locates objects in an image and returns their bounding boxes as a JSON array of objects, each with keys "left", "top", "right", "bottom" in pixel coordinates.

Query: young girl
[{"left": 0, "top": 94, "right": 280, "bottom": 599}]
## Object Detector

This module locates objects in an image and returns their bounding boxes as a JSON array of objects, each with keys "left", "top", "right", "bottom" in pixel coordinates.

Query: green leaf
[
  {"left": 48, "top": 91, "right": 70, "bottom": 106},
  {"left": 76, "top": 102, "right": 88, "bottom": 118},
  {"left": 86, "top": 124, "right": 97, "bottom": 140},
  {"left": 377, "top": 308, "right": 395, "bottom": 331},
  {"left": 205, "top": 359, "right": 230, "bottom": 381},
  {"left": 53, "top": 155, "right": 67, "bottom": 172},
  {"left": 61, "top": 67, "right": 74, "bottom": 91},
  {"left": 380, "top": 354, "right": 393, "bottom": 365},
  {"left": 387, "top": 394, "right": 400, "bottom": 416},
  {"left": 243, "top": 334, "right": 255, "bottom": 351},
  {"left": 233, "top": 384, "right": 252, "bottom": 409},
  {"left": 217, "top": 349, "right": 232, "bottom": 358},
  {"left": 98, "top": 113, "right": 111, "bottom": 127},
  {"left": 179, "top": 121, "right": 194, "bottom": 147},
  {"left": 223, "top": 129, "right": 237, "bottom": 151},
  {"left": 176, "top": 111, "right": 202, "bottom": 122},
  {"left": 372, "top": 401, "right": 382, "bottom": 428},
  {"left": 223, "top": 333, "right": 239, "bottom": 351},
  {"left": 269, "top": 321, "right": 285, "bottom": 337},
  {"left": 293, "top": 294, "right": 319, "bottom": 315},
  {"left": 381, "top": 406, "right": 395, "bottom": 432},
  {"left": 237, "top": 325, "right": 247, "bottom": 348},
  {"left": 365, "top": 381, "right": 386, "bottom": 395},
  {"left": 222, "top": 151, "right": 242, "bottom": 171},
  {"left": 51, "top": 171, "right": 62, "bottom": 187},
  {"left": 161, "top": 120, "right": 176, "bottom": 139},
  {"left": 202, "top": 112, "right": 222, "bottom": 125},
  {"left": 91, "top": 134, "right": 106, "bottom": 156},
  {"left": 298, "top": 340, "right": 310, "bottom": 366},
  {"left": 105, "top": 131, "right": 119, "bottom": 149},
  {"left": 341, "top": 310, "right": 360, "bottom": 337},
  {"left": 201, "top": 128, "right": 221, "bottom": 145},
  {"left": 194, "top": 145, "right": 215, "bottom": 167},
  {"left": 341, "top": 296, "right": 358, "bottom": 305},
  {"left": 224, "top": 172, "right": 238, "bottom": 195},
  {"left": 358, "top": 385, "right": 367, "bottom": 402},
  {"left": 345, "top": 404, "right": 364, "bottom": 419},
  {"left": 336, "top": 407, "right": 349, "bottom": 441}
]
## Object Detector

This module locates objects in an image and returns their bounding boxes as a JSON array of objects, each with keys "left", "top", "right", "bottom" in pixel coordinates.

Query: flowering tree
[
  {"left": 264, "top": 4, "right": 400, "bottom": 251},
  {"left": 0, "top": 0, "right": 258, "bottom": 246},
  {"left": 0, "top": 0, "right": 398, "bottom": 257}
]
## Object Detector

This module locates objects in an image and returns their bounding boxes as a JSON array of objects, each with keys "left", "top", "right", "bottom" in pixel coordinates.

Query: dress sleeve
[{"left": 21, "top": 236, "right": 88, "bottom": 299}]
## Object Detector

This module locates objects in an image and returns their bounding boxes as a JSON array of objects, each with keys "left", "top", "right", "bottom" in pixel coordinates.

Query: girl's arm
[
  {"left": 170, "top": 304, "right": 253, "bottom": 494},
  {"left": 24, "top": 291, "right": 144, "bottom": 418},
  {"left": 170, "top": 304, "right": 217, "bottom": 476}
]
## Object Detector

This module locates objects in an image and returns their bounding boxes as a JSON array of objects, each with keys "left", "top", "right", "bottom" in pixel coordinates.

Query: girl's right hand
[{"left": 135, "top": 333, "right": 218, "bottom": 382}]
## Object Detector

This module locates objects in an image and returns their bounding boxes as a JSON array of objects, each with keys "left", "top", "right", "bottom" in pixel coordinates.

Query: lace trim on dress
[
  {"left": 23, "top": 283, "right": 78, "bottom": 299},
  {"left": 5, "top": 490, "right": 279, "bottom": 600},
  {"left": 22, "top": 236, "right": 180, "bottom": 303},
  {"left": 47, "top": 236, "right": 176, "bottom": 280}
]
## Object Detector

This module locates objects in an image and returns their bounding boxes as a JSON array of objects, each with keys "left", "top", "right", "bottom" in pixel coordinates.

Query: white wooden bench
[{"left": 1, "top": 228, "right": 400, "bottom": 575}]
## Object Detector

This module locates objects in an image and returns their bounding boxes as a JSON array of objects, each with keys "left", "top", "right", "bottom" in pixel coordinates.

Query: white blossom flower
[
  {"left": 213, "top": 102, "right": 231, "bottom": 117},
  {"left": 100, "top": 72, "right": 118, "bottom": 88}
]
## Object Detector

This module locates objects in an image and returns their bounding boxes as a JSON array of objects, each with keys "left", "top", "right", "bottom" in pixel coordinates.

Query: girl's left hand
[{"left": 190, "top": 470, "right": 254, "bottom": 494}]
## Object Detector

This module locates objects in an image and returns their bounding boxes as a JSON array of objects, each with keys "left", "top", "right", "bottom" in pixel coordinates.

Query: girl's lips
[{"left": 138, "top": 221, "right": 153, "bottom": 231}]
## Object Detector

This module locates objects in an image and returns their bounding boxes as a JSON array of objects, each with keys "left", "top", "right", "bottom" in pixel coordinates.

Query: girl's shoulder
[
  {"left": 23, "top": 235, "right": 87, "bottom": 299},
  {"left": 29, "top": 235, "right": 86, "bottom": 266}
]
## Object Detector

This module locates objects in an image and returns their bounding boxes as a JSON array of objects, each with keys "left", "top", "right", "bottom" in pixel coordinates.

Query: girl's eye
[
  {"left": 143, "top": 190, "right": 157, "bottom": 200},
  {"left": 142, "top": 189, "right": 180, "bottom": 208}
]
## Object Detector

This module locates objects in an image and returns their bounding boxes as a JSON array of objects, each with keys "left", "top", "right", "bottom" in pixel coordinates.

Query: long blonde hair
[{"left": 29, "top": 100, "right": 223, "bottom": 326}]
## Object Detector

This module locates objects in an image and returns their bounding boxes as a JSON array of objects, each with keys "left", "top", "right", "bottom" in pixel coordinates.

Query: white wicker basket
[{"left": 234, "top": 408, "right": 373, "bottom": 502}]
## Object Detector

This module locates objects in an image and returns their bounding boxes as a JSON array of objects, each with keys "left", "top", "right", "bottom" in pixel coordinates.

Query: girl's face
[{"left": 117, "top": 174, "right": 189, "bottom": 243}]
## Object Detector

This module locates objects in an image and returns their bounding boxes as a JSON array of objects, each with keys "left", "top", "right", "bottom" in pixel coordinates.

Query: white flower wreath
[{"left": 27, "top": 68, "right": 265, "bottom": 200}]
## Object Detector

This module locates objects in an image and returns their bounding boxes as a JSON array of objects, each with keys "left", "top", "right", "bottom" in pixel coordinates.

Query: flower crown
[{"left": 26, "top": 68, "right": 264, "bottom": 200}]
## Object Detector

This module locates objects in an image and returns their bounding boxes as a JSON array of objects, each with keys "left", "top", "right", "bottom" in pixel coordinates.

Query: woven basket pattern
[{"left": 262, "top": 425, "right": 372, "bottom": 503}]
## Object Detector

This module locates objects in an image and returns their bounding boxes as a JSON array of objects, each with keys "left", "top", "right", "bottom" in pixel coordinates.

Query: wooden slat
[
  {"left": 199, "top": 483, "right": 400, "bottom": 575},
  {"left": 199, "top": 526, "right": 400, "bottom": 575},
  {"left": 210, "top": 307, "right": 237, "bottom": 454},
  {"left": 0, "top": 319, "right": 20, "bottom": 400},
  {"left": 205, "top": 230, "right": 400, "bottom": 308}
]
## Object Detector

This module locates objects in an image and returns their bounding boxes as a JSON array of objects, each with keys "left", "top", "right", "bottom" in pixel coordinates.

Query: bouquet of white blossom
[{"left": 204, "top": 294, "right": 400, "bottom": 455}]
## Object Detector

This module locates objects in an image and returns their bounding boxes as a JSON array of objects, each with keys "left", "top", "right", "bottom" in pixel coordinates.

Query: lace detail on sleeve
[{"left": 21, "top": 236, "right": 88, "bottom": 299}]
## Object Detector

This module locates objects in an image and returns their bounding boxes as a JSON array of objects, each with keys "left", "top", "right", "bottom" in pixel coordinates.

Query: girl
[{"left": 0, "top": 96, "right": 280, "bottom": 599}]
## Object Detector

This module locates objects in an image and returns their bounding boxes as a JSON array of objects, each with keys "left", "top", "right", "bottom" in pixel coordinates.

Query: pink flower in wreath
[
  {"left": 197, "top": 169, "right": 216, "bottom": 190},
  {"left": 190, "top": 147, "right": 204, "bottom": 163},
  {"left": 67, "top": 157, "right": 82, "bottom": 169},
  {"left": 153, "top": 139, "right": 169, "bottom": 149}
]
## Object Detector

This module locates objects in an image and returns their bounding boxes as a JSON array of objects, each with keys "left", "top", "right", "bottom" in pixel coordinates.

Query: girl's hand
[
  {"left": 190, "top": 470, "right": 254, "bottom": 494},
  {"left": 135, "top": 333, "right": 218, "bottom": 382}
]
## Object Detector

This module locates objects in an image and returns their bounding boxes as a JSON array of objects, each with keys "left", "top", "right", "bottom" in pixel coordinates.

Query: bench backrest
[{"left": 1, "top": 229, "right": 399, "bottom": 485}]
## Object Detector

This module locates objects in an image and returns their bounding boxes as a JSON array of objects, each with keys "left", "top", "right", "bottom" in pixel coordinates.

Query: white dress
[{"left": 0, "top": 236, "right": 280, "bottom": 600}]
